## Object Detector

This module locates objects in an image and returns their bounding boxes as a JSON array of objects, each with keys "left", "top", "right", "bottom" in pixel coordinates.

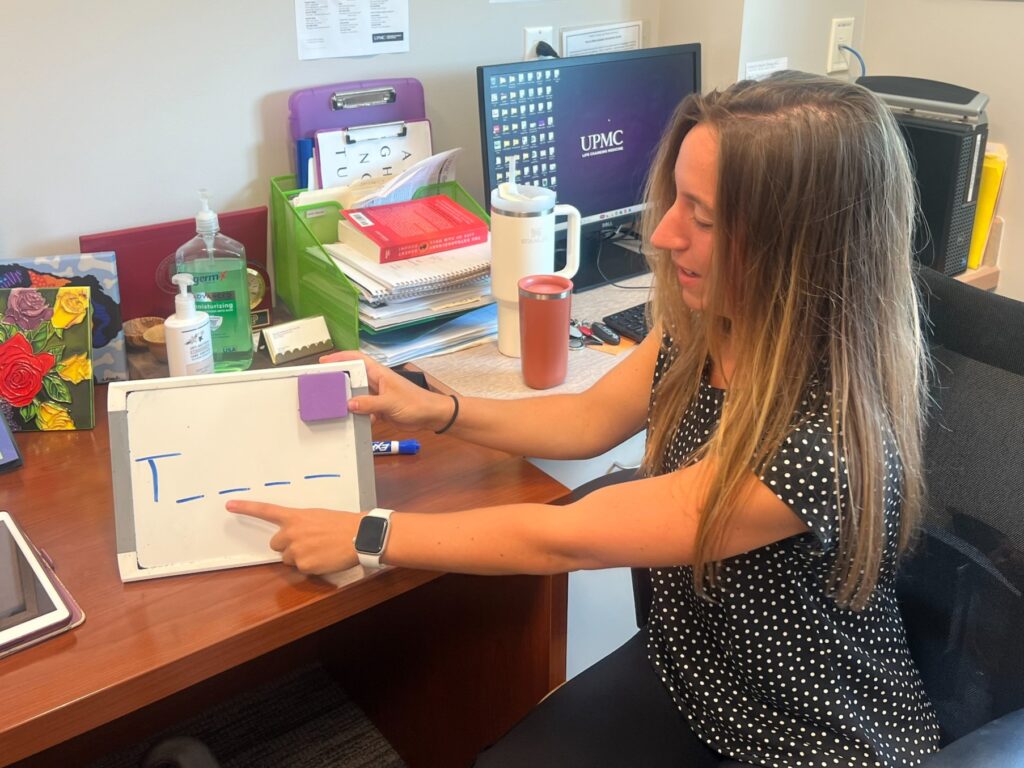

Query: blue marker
[{"left": 372, "top": 440, "right": 420, "bottom": 456}]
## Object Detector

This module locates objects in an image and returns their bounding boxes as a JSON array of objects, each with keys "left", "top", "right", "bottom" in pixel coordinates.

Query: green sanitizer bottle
[{"left": 175, "top": 190, "right": 253, "bottom": 372}]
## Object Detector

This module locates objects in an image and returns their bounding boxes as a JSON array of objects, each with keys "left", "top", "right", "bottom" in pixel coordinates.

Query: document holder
[
  {"left": 270, "top": 177, "right": 487, "bottom": 351},
  {"left": 278, "top": 77, "right": 481, "bottom": 349}
]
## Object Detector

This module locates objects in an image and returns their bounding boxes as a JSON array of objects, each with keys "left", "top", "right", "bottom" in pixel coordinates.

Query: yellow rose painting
[
  {"left": 51, "top": 287, "right": 90, "bottom": 330},
  {"left": 36, "top": 401, "right": 76, "bottom": 430},
  {"left": 58, "top": 353, "right": 92, "bottom": 385}
]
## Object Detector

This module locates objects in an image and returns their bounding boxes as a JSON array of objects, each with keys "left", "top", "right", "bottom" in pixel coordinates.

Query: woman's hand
[
  {"left": 226, "top": 500, "right": 360, "bottom": 575},
  {"left": 320, "top": 350, "right": 456, "bottom": 433}
]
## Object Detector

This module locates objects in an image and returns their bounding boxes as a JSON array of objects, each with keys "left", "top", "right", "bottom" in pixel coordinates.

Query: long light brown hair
[{"left": 641, "top": 72, "right": 926, "bottom": 610}]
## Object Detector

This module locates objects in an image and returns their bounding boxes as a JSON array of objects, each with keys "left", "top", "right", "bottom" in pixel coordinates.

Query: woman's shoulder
[{"left": 653, "top": 332, "right": 678, "bottom": 381}]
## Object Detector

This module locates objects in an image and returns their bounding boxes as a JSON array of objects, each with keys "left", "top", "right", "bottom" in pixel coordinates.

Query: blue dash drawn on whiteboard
[{"left": 136, "top": 453, "right": 343, "bottom": 506}]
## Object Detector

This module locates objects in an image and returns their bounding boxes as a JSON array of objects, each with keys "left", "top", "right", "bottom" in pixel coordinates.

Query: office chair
[
  {"left": 904, "top": 266, "right": 1024, "bottom": 765},
  {"left": 501, "top": 266, "right": 1024, "bottom": 766}
]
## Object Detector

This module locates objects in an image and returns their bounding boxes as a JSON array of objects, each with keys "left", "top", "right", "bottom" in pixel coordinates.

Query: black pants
[{"left": 475, "top": 630, "right": 753, "bottom": 767}]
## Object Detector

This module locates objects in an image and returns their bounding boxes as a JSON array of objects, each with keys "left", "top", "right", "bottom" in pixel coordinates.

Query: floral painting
[
  {"left": 0, "top": 251, "right": 126, "bottom": 382},
  {"left": 0, "top": 286, "right": 95, "bottom": 431}
]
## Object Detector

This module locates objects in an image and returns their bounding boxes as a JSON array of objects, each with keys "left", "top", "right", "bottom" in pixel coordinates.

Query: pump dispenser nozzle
[
  {"left": 171, "top": 272, "right": 198, "bottom": 320},
  {"left": 195, "top": 188, "right": 220, "bottom": 235}
]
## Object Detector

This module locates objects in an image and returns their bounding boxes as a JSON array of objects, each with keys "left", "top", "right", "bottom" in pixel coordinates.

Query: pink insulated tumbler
[{"left": 518, "top": 275, "right": 573, "bottom": 390}]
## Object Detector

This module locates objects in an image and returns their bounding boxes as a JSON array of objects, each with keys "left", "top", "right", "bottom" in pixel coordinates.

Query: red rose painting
[{"left": 0, "top": 333, "right": 55, "bottom": 407}]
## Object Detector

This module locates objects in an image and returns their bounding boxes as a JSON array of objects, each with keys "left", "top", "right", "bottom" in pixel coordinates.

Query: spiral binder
[{"left": 321, "top": 239, "right": 491, "bottom": 304}]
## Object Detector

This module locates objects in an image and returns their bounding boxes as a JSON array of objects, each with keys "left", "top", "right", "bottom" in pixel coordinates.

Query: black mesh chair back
[{"left": 900, "top": 268, "right": 1024, "bottom": 743}]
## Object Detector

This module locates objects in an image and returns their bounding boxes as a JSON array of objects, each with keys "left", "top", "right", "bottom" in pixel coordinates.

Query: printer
[{"left": 858, "top": 76, "right": 989, "bottom": 276}]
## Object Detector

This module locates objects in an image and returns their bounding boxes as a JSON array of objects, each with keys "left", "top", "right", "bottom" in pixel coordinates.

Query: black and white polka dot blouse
[{"left": 645, "top": 342, "right": 942, "bottom": 767}]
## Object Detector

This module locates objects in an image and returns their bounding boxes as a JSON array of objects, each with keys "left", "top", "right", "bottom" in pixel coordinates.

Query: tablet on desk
[{"left": 0, "top": 511, "right": 72, "bottom": 654}]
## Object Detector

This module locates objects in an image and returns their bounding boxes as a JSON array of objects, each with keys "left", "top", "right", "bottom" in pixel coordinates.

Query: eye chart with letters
[{"left": 315, "top": 120, "right": 432, "bottom": 190}]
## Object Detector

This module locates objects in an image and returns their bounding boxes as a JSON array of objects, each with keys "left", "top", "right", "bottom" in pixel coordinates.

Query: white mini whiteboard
[{"left": 108, "top": 361, "right": 376, "bottom": 582}]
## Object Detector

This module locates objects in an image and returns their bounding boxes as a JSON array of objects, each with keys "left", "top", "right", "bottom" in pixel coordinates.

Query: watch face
[{"left": 354, "top": 516, "right": 389, "bottom": 554}]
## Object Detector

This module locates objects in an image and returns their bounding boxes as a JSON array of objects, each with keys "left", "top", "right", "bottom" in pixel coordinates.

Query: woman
[{"left": 229, "top": 72, "right": 941, "bottom": 767}]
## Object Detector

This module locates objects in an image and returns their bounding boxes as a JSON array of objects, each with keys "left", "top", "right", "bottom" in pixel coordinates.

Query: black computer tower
[{"left": 858, "top": 76, "right": 989, "bottom": 276}]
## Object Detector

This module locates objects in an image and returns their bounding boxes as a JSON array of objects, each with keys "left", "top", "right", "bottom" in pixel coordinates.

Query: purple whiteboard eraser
[{"left": 298, "top": 372, "right": 349, "bottom": 423}]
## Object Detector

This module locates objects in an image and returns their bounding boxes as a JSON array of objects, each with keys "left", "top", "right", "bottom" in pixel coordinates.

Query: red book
[{"left": 339, "top": 195, "right": 488, "bottom": 264}]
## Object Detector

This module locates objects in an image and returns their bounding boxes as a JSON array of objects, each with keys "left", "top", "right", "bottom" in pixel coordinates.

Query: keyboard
[{"left": 602, "top": 302, "right": 649, "bottom": 343}]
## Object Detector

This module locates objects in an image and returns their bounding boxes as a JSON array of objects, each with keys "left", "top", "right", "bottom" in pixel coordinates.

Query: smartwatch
[{"left": 354, "top": 508, "right": 393, "bottom": 569}]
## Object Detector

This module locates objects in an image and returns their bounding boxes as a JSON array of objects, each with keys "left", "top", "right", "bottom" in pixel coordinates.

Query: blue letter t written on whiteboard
[{"left": 135, "top": 453, "right": 183, "bottom": 502}]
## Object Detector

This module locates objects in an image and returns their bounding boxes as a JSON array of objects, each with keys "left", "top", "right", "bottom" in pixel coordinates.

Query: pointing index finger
[{"left": 225, "top": 500, "right": 289, "bottom": 524}]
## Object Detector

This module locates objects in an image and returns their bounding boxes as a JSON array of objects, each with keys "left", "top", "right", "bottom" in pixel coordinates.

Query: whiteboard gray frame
[{"left": 108, "top": 360, "right": 376, "bottom": 582}]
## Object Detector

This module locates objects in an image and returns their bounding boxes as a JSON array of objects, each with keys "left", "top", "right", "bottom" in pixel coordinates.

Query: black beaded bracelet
[{"left": 434, "top": 394, "right": 460, "bottom": 435}]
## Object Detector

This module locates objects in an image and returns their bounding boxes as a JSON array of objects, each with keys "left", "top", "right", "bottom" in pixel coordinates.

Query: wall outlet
[
  {"left": 523, "top": 26, "right": 555, "bottom": 60},
  {"left": 826, "top": 17, "right": 855, "bottom": 74}
]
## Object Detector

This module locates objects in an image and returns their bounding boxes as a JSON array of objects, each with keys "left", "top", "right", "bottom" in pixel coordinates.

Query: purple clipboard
[{"left": 288, "top": 77, "right": 426, "bottom": 141}]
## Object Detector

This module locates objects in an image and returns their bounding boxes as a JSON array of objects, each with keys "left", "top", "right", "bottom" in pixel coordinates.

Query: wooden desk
[
  {"left": 0, "top": 386, "right": 569, "bottom": 767},
  {"left": 412, "top": 274, "right": 652, "bottom": 400}
]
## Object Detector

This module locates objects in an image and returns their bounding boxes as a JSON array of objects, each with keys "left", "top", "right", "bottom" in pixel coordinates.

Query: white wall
[
  {"left": 654, "top": 0, "right": 745, "bottom": 90},
  {"left": 863, "top": 0, "right": 1023, "bottom": 300},
  {"left": 0, "top": 0, "right": 657, "bottom": 261},
  {"left": 738, "top": 0, "right": 867, "bottom": 79}
]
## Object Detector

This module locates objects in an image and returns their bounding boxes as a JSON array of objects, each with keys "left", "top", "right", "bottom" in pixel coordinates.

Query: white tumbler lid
[{"left": 491, "top": 184, "right": 556, "bottom": 215}]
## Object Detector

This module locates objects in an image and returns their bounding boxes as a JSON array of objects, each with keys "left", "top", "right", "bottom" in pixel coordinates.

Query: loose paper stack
[{"left": 358, "top": 304, "right": 497, "bottom": 367}]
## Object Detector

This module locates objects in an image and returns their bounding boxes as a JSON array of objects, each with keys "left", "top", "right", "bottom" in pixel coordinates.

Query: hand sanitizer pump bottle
[
  {"left": 165, "top": 273, "right": 215, "bottom": 377},
  {"left": 174, "top": 190, "right": 254, "bottom": 372}
]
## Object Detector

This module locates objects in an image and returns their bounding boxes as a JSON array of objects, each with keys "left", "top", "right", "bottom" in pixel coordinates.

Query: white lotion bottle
[{"left": 165, "top": 273, "right": 215, "bottom": 377}]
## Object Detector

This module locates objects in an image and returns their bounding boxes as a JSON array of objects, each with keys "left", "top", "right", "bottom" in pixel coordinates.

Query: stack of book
[
  {"left": 323, "top": 238, "right": 492, "bottom": 326},
  {"left": 320, "top": 194, "right": 497, "bottom": 362}
]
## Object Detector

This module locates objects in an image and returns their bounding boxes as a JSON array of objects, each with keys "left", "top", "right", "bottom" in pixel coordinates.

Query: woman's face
[{"left": 650, "top": 123, "right": 719, "bottom": 312}]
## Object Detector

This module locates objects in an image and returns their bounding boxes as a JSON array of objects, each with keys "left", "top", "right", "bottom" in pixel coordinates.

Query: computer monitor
[{"left": 476, "top": 43, "right": 701, "bottom": 290}]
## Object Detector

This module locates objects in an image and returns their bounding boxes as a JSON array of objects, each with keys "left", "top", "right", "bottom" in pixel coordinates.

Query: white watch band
[{"left": 355, "top": 508, "right": 393, "bottom": 569}]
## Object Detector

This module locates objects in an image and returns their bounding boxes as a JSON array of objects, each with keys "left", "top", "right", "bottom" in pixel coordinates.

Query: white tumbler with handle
[{"left": 490, "top": 183, "right": 581, "bottom": 357}]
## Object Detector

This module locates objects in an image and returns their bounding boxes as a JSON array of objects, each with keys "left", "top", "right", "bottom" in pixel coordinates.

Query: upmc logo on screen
[{"left": 579, "top": 129, "right": 624, "bottom": 158}]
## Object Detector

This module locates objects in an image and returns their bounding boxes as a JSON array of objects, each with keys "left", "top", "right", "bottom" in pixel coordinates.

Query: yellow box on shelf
[{"left": 967, "top": 143, "right": 1008, "bottom": 270}]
